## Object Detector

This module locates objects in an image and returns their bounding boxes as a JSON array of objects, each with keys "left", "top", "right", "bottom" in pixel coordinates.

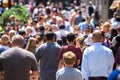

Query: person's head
[
  {"left": 9, "top": 30, "right": 16, "bottom": 40},
  {"left": 93, "top": 10, "right": 100, "bottom": 20},
  {"left": 76, "top": 36, "right": 85, "bottom": 48},
  {"left": 23, "top": 21, "right": 28, "bottom": 27},
  {"left": 1, "top": 34, "right": 10, "bottom": 45},
  {"left": 59, "top": 24, "right": 65, "bottom": 29},
  {"left": 92, "top": 30, "right": 102, "bottom": 43},
  {"left": 9, "top": 15, "right": 15, "bottom": 22},
  {"left": 101, "top": 22, "right": 111, "bottom": 32},
  {"left": 100, "top": 31, "right": 105, "bottom": 42},
  {"left": 66, "top": 33, "right": 75, "bottom": 43},
  {"left": 11, "top": 35, "right": 24, "bottom": 48},
  {"left": 45, "top": 31, "right": 56, "bottom": 42},
  {"left": 84, "top": 27, "right": 91, "bottom": 34},
  {"left": 113, "top": 12, "right": 118, "bottom": 18},
  {"left": 63, "top": 51, "right": 76, "bottom": 66},
  {"left": 25, "top": 37, "right": 36, "bottom": 54},
  {"left": 86, "top": 16, "right": 92, "bottom": 23},
  {"left": 18, "top": 30, "right": 26, "bottom": 37},
  {"left": 74, "top": 25, "right": 80, "bottom": 34},
  {"left": 51, "top": 24, "right": 57, "bottom": 32},
  {"left": 25, "top": 26, "right": 32, "bottom": 34},
  {"left": 6, "top": 22, "right": 11, "bottom": 29},
  {"left": 89, "top": 1, "right": 93, "bottom": 5}
]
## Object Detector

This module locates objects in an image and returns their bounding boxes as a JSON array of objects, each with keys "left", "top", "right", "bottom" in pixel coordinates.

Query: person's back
[
  {"left": 35, "top": 32, "right": 61, "bottom": 80},
  {"left": 0, "top": 35, "right": 38, "bottom": 80},
  {"left": 58, "top": 33, "right": 82, "bottom": 69},
  {"left": 56, "top": 51, "right": 82, "bottom": 80},
  {"left": 81, "top": 30, "right": 114, "bottom": 80},
  {"left": 0, "top": 47, "right": 37, "bottom": 80}
]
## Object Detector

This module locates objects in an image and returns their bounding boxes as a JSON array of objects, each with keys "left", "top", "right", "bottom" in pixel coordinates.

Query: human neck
[
  {"left": 68, "top": 42, "right": 75, "bottom": 46},
  {"left": 47, "top": 40, "right": 54, "bottom": 43},
  {"left": 65, "top": 64, "right": 73, "bottom": 67}
]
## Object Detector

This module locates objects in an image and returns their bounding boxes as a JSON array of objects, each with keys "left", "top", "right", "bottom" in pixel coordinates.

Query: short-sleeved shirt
[
  {"left": 56, "top": 67, "right": 82, "bottom": 80},
  {"left": 0, "top": 45, "right": 10, "bottom": 54},
  {"left": 0, "top": 47, "right": 38, "bottom": 80},
  {"left": 58, "top": 45, "right": 82, "bottom": 68},
  {"left": 35, "top": 42, "right": 61, "bottom": 80}
]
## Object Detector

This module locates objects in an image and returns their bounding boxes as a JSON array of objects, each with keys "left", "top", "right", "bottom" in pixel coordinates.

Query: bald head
[
  {"left": 92, "top": 30, "right": 102, "bottom": 43},
  {"left": 12, "top": 35, "right": 24, "bottom": 48}
]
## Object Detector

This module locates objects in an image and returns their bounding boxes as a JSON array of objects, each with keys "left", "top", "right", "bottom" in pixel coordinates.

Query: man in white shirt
[
  {"left": 81, "top": 30, "right": 114, "bottom": 80},
  {"left": 55, "top": 25, "right": 69, "bottom": 41}
]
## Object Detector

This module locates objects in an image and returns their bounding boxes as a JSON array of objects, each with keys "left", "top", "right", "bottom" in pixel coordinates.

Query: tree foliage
[{"left": 0, "top": 6, "right": 30, "bottom": 27}]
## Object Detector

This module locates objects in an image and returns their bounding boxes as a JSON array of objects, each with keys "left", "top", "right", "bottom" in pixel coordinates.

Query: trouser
[{"left": 89, "top": 76, "right": 107, "bottom": 80}]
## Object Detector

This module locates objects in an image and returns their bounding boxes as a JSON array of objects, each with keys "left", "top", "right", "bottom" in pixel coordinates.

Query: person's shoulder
[
  {"left": 56, "top": 67, "right": 65, "bottom": 74},
  {"left": 103, "top": 45, "right": 112, "bottom": 51},
  {"left": 62, "top": 45, "right": 68, "bottom": 49},
  {"left": 55, "top": 42, "right": 61, "bottom": 48}
]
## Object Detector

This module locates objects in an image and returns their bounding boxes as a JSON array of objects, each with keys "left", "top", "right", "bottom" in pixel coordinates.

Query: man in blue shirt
[
  {"left": 81, "top": 30, "right": 114, "bottom": 80},
  {"left": 78, "top": 17, "right": 95, "bottom": 33}
]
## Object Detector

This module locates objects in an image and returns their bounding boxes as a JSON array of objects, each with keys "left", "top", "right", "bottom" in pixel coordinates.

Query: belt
[{"left": 89, "top": 76, "right": 107, "bottom": 80}]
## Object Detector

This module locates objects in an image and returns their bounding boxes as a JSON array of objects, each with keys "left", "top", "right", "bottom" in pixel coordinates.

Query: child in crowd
[{"left": 56, "top": 51, "right": 82, "bottom": 80}]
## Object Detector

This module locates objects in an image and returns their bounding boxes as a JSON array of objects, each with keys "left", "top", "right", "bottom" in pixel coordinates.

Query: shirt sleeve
[
  {"left": 31, "top": 54, "right": 39, "bottom": 71},
  {"left": 108, "top": 49, "right": 115, "bottom": 75},
  {"left": 81, "top": 48, "right": 89, "bottom": 80},
  {"left": 58, "top": 48, "right": 64, "bottom": 61},
  {"left": 35, "top": 47, "right": 41, "bottom": 62},
  {"left": 76, "top": 47, "right": 82, "bottom": 60}
]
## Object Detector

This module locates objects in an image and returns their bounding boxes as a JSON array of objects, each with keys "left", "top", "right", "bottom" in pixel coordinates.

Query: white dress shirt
[
  {"left": 81, "top": 43, "right": 114, "bottom": 80},
  {"left": 55, "top": 29, "right": 69, "bottom": 40}
]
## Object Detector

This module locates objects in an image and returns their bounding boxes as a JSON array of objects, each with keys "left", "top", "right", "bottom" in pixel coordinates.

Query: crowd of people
[{"left": 0, "top": 0, "right": 120, "bottom": 80}]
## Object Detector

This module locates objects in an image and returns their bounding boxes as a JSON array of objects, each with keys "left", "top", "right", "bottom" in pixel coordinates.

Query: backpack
[{"left": 108, "top": 69, "right": 120, "bottom": 80}]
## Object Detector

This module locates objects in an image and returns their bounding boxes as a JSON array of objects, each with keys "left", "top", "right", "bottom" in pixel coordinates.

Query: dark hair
[
  {"left": 59, "top": 25, "right": 65, "bottom": 29},
  {"left": 45, "top": 31, "right": 56, "bottom": 40},
  {"left": 18, "top": 30, "right": 26, "bottom": 36},
  {"left": 66, "top": 33, "right": 75, "bottom": 42},
  {"left": 110, "top": 29, "right": 117, "bottom": 41},
  {"left": 94, "top": 10, "right": 100, "bottom": 20},
  {"left": 40, "top": 26, "right": 45, "bottom": 31}
]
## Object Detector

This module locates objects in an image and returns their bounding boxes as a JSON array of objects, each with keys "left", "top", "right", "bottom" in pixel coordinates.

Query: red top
[
  {"left": 116, "top": 47, "right": 120, "bottom": 64},
  {"left": 58, "top": 45, "right": 82, "bottom": 68}
]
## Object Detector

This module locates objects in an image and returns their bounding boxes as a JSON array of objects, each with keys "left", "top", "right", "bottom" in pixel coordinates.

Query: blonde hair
[
  {"left": 63, "top": 51, "right": 76, "bottom": 65},
  {"left": 25, "top": 37, "right": 36, "bottom": 54},
  {"left": 101, "top": 22, "right": 111, "bottom": 32},
  {"left": 1, "top": 34, "right": 10, "bottom": 45}
]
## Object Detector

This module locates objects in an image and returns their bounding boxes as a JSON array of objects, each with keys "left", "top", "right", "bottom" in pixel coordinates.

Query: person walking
[
  {"left": 81, "top": 30, "right": 114, "bottom": 80},
  {"left": 0, "top": 35, "right": 39, "bottom": 80},
  {"left": 56, "top": 51, "right": 82, "bottom": 80},
  {"left": 58, "top": 33, "right": 82, "bottom": 69},
  {"left": 35, "top": 32, "right": 61, "bottom": 80}
]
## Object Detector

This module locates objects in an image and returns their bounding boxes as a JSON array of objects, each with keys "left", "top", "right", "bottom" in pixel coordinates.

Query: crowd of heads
[{"left": 0, "top": 1, "right": 120, "bottom": 53}]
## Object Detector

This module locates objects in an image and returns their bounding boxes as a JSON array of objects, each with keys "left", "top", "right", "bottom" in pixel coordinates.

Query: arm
[
  {"left": 58, "top": 60, "right": 64, "bottom": 70},
  {"left": 0, "top": 71, "right": 4, "bottom": 80},
  {"left": 31, "top": 52, "right": 40, "bottom": 80},
  {"left": 30, "top": 70, "right": 39, "bottom": 80},
  {"left": 81, "top": 49, "right": 89, "bottom": 80},
  {"left": 108, "top": 49, "right": 115, "bottom": 75},
  {"left": 115, "top": 47, "right": 120, "bottom": 67}
]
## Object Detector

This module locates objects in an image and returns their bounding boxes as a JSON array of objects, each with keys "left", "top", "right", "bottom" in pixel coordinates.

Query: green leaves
[{"left": 0, "top": 6, "right": 30, "bottom": 27}]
